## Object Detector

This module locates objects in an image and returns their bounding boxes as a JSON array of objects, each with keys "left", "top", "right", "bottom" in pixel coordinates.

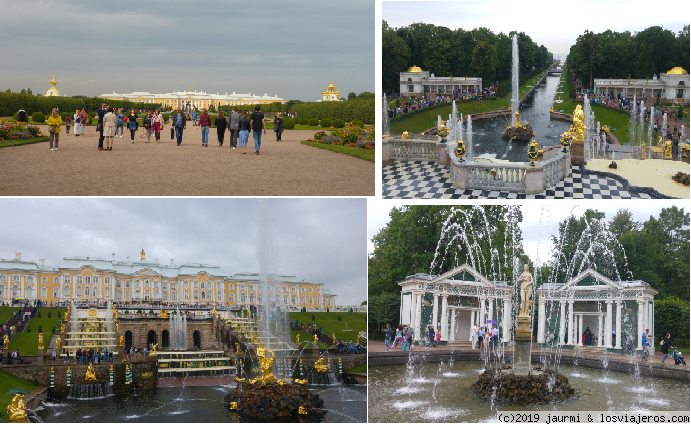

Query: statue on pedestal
[
  {"left": 3, "top": 334, "right": 9, "bottom": 349},
  {"left": 518, "top": 264, "right": 534, "bottom": 316},
  {"left": 7, "top": 394, "right": 27, "bottom": 421},
  {"left": 38, "top": 333, "right": 44, "bottom": 350},
  {"left": 85, "top": 363, "right": 97, "bottom": 381},
  {"left": 140, "top": 249, "right": 145, "bottom": 260},
  {"left": 313, "top": 357, "right": 328, "bottom": 373},
  {"left": 55, "top": 335, "right": 62, "bottom": 350}
]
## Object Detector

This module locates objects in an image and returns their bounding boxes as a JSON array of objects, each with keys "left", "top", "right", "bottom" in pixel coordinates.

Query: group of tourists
[
  {"left": 1, "top": 349, "right": 23, "bottom": 365},
  {"left": 470, "top": 324, "right": 499, "bottom": 350},
  {"left": 384, "top": 323, "right": 415, "bottom": 352}
]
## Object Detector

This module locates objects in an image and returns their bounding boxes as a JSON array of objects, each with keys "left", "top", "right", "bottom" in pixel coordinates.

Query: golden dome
[
  {"left": 667, "top": 67, "right": 688, "bottom": 75},
  {"left": 407, "top": 66, "right": 423, "bottom": 72},
  {"left": 45, "top": 73, "right": 60, "bottom": 97}
]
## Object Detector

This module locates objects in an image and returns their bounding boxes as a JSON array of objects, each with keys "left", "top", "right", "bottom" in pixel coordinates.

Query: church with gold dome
[
  {"left": 45, "top": 74, "right": 61, "bottom": 97},
  {"left": 594, "top": 67, "right": 689, "bottom": 104},
  {"left": 321, "top": 79, "right": 340, "bottom": 101},
  {"left": 399, "top": 66, "right": 482, "bottom": 97}
]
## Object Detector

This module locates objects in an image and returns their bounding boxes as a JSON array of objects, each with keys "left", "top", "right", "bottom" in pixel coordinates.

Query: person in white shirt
[{"left": 471, "top": 324, "right": 478, "bottom": 349}]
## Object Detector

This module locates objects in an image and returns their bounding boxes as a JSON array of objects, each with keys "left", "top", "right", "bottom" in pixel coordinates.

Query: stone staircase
[
  {"left": 446, "top": 340, "right": 473, "bottom": 348},
  {"left": 574, "top": 345, "right": 606, "bottom": 355}
]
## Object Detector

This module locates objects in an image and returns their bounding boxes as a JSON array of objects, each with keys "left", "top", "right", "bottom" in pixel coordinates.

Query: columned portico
[
  {"left": 440, "top": 295, "right": 448, "bottom": 340},
  {"left": 615, "top": 300, "right": 622, "bottom": 349},
  {"left": 605, "top": 301, "right": 613, "bottom": 348},
  {"left": 567, "top": 301, "right": 574, "bottom": 345}
]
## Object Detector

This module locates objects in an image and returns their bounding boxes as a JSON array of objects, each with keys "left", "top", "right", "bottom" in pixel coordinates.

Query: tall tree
[
  {"left": 382, "top": 22, "right": 411, "bottom": 93},
  {"left": 471, "top": 40, "right": 497, "bottom": 83}
]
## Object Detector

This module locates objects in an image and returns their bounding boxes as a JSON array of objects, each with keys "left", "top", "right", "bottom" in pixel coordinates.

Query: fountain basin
[
  {"left": 585, "top": 159, "right": 690, "bottom": 198},
  {"left": 224, "top": 381, "right": 327, "bottom": 419},
  {"left": 472, "top": 368, "right": 575, "bottom": 404}
]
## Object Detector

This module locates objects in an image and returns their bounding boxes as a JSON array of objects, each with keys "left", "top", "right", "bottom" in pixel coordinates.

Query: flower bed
[
  {"left": 0, "top": 120, "right": 43, "bottom": 140},
  {"left": 306, "top": 125, "right": 375, "bottom": 150}
]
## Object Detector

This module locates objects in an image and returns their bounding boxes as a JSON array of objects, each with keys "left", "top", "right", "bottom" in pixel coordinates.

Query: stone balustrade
[{"left": 382, "top": 137, "right": 438, "bottom": 161}]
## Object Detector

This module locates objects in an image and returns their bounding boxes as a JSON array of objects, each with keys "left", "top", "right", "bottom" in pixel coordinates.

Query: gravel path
[{"left": 0, "top": 126, "right": 374, "bottom": 196}]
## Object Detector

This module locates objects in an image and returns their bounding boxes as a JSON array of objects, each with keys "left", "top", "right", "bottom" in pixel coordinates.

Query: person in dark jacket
[
  {"left": 127, "top": 109, "right": 138, "bottom": 144},
  {"left": 16, "top": 108, "right": 27, "bottom": 122},
  {"left": 661, "top": 333, "right": 676, "bottom": 364},
  {"left": 143, "top": 110, "right": 153, "bottom": 143},
  {"left": 428, "top": 325, "right": 436, "bottom": 347},
  {"left": 238, "top": 111, "right": 251, "bottom": 154},
  {"left": 227, "top": 106, "right": 240, "bottom": 149},
  {"left": 171, "top": 107, "right": 187, "bottom": 146},
  {"left": 273, "top": 112, "right": 284, "bottom": 141},
  {"left": 216, "top": 111, "right": 227, "bottom": 147}
]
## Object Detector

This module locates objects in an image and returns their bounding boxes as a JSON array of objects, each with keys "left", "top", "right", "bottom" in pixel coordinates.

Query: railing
[
  {"left": 542, "top": 155, "right": 563, "bottom": 189},
  {"left": 467, "top": 162, "right": 527, "bottom": 192},
  {"left": 390, "top": 139, "right": 438, "bottom": 161}
]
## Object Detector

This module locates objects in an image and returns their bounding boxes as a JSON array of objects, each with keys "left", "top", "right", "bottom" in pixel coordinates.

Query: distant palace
[
  {"left": 0, "top": 252, "right": 335, "bottom": 311},
  {"left": 100, "top": 89, "right": 284, "bottom": 110}
]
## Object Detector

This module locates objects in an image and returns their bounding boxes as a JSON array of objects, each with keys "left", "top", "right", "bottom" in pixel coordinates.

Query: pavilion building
[
  {"left": 45, "top": 74, "right": 60, "bottom": 97},
  {"left": 322, "top": 79, "right": 340, "bottom": 101},
  {"left": 593, "top": 67, "right": 689, "bottom": 104},
  {"left": 0, "top": 252, "right": 335, "bottom": 311},
  {"left": 399, "top": 66, "right": 482, "bottom": 97},
  {"left": 100, "top": 89, "right": 284, "bottom": 110}
]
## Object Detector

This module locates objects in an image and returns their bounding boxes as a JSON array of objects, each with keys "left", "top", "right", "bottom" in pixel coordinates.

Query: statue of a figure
[
  {"left": 85, "top": 363, "right": 97, "bottom": 381},
  {"left": 3, "top": 334, "right": 9, "bottom": 349},
  {"left": 313, "top": 357, "right": 328, "bottom": 373},
  {"left": 38, "top": 333, "right": 44, "bottom": 349},
  {"left": 7, "top": 394, "right": 27, "bottom": 421},
  {"left": 313, "top": 333, "right": 318, "bottom": 344},
  {"left": 515, "top": 110, "right": 522, "bottom": 128},
  {"left": 55, "top": 335, "right": 62, "bottom": 349},
  {"left": 159, "top": 309, "right": 168, "bottom": 319},
  {"left": 119, "top": 334, "right": 124, "bottom": 347},
  {"left": 518, "top": 264, "right": 534, "bottom": 316},
  {"left": 295, "top": 334, "right": 300, "bottom": 345},
  {"left": 149, "top": 343, "right": 158, "bottom": 356},
  {"left": 256, "top": 342, "right": 276, "bottom": 384},
  {"left": 140, "top": 249, "right": 145, "bottom": 260}
]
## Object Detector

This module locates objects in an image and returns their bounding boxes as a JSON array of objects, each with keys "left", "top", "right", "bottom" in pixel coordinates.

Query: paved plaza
[
  {"left": 0, "top": 126, "right": 374, "bottom": 196},
  {"left": 383, "top": 160, "right": 659, "bottom": 199}
]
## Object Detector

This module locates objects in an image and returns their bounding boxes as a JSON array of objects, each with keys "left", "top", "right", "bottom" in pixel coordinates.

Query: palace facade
[
  {"left": 400, "top": 66, "right": 482, "bottom": 97},
  {"left": 593, "top": 67, "right": 689, "bottom": 104},
  {"left": 0, "top": 253, "right": 336, "bottom": 310},
  {"left": 100, "top": 89, "right": 284, "bottom": 110}
]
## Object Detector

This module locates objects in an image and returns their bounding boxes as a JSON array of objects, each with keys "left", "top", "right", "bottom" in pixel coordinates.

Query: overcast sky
[
  {"left": 0, "top": 198, "right": 367, "bottom": 306},
  {"left": 0, "top": 0, "right": 374, "bottom": 101},
  {"left": 383, "top": 1, "right": 688, "bottom": 59},
  {"left": 367, "top": 200, "right": 688, "bottom": 270}
]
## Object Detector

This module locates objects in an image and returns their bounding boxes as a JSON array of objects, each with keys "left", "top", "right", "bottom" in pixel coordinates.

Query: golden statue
[
  {"left": 55, "top": 335, "right": 62, "bottom": 350},
  {"left": 119, "top": 335, "right": 124, "bottom": 347},
  {"left": 294, "top": 379, "right": 308, "bottom": 385},
  {"left": 437, "top": 120, "right": 449, "bottom": 140},
  {"left": 313, "top": 358, "right": 328, "bottom": 373},
  {"left": 116, "top": 322, "right": 119, "bottom": 332},
  {"left": 658, "top": 136, "right": 663, "bottom": 148},
  {"left": 641, "top": 142, "right": 647, "bottom": 159},
  {"left": 3, "top": 334, "right": 9, "bottom": 349},
  {"left": 7, "top": 394, "right": 27, "bottom": 421},
  {"left": 38, "top": 333, "right": 44, "bottom": 350},
  {"left": 313, "top": 333, "right": 318, "bottom": 344},
  {"left": 251, "top": 334, "right": 257, "bottom": 345},
  {"left": 254, "top": 342, "right": 276, "bottom": 385},
  {"left": 140, "top": 249, "right": 145, "bottom": 260},
  {"left": 518, "top": 264, "right": 534, "bottom": 316},
  {"left": 149, "top": 343, "right": 158, "bottom": 356},
  {"left": 230, "top": 402, "right": 238, "bottom": 410},
  {"left": 298, "top": 406, "right": 308, "bottom": 415},
  {"left": 211, "top": 306, "right": 217, "bottom": 315},
  {"left": 332, "top": 333, "right": 336, "bottom": 344},
  {"left": 61, "top": 323, "right": 65, "bottom": 334},
  {"left": 665, "top": 138, "right": 673, "bottom": 159},
  {"left": 514, "top": 110, "right": 522, "bottom": 128},
  {"left": 160, "top": 309, "right": 169, "bottom": 319},
  {"left": 235, "top": 377, "right": 246, "bottom": 382},
  {"left": 295, "top": 334, "right": 300, "bottom": 345},
  {"left": 402, "top": 131, "right": 409, "bottom": 139},
  {"left": 85, "top": 363, "right": 97, "bottom": 381}
]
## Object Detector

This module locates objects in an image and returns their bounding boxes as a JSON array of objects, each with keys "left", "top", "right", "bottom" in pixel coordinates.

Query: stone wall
[
  {"left": 119, "top": 316, "right": 220, "bottom": 350},
  {"left": 294, "top": 354, "right": 366, "bottom": 375}
]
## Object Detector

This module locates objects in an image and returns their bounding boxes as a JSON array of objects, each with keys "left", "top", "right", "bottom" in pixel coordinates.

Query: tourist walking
[
  {"left": 491, "top": 325, "right": 499, "bottom": 350},
  {"left": 116, "top": 109, "right": 124, "bottom": 137},
  {"left": 73, "top": 110, "right": 80, "bottom": 136},
  {"left": 51, "top": 349, "right": 56, "bottom": 362},
  {"left": 47, "top": 108, "right": 63, "bottom": 151},
  {"left": 79, "top": 108, "right": 87, "bottom": 135},
  {"left": 238, "top": 111, "right": 250, "bottom": 154},
  {"left": 172, "top": 107, "right": 187, "bottom": 146},
  {"left": 384, "top": 323, "right": 392, "bottom": 352},
  {"left": 228, "top": 106, "right": 240, "bottom": 149},
  {"left": 64, "top": 113, "right": 71, "bottom": 136},
  {"left": 127, "top": 109, "right": 138, "bottom": 143},
  {"left": 103, "top": 106, "right": 116, "bottom": 150},
  {"left": 478, "top": 327, "right": 484, "bottom": 349},
  {"left": 428, "top": 325, "right": 436, "bottom": 347},
  {"left": 661, "top": 333, "right": 675, "bottom": 364},
  {"left": 250, "top": 105, "right": 266, "bottom": 154},
  {"left": 274, "top": 112, "right": 283, "bottom": 141},
  {"left": 97, "top": 103, "right": 107, "bottom": 150},
  {"left": 143, "top": 110, "right": 153, "bottom": 143},
  {"left": 216, "top": 111, "right": 227, "bottom": 147},
  {"left": 198, "top": 108, "right": 210, "bottom": 147},
  {"left": 191, "top": 110, "right": 198, "bottom": 126},
  {"left": 406, "top": 324, "right": 414, "bottom": 351},
  {"left": 152, "top": 110, "right": 163, "bottom": 142}
]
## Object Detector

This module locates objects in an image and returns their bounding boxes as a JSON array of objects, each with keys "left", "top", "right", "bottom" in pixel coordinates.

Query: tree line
[
  {"left": 382, "top": 21, "right": 554, "bottom": 94},
  {"left": 567, "top": 25, "right": 690, "bottom": 90},
  {"left": 0, "top": 92, "right": 161, "bottom": 117}
]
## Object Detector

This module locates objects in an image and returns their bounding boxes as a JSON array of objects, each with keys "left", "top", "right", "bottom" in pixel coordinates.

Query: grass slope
[
  {"left": 288, "top": 312, "right": 367, "bottom": 348},
  {"left": 8, "top": 308, "right": 66, "bottom": 355},
  {"left": 301, "top": 141, "right": 375, "bottom": 162},
  {"left": 0, "top": 369, "right": 37, "bottom": 422},
  {"left": 0, "top": 306, "right": 20, "bottom": 325}
]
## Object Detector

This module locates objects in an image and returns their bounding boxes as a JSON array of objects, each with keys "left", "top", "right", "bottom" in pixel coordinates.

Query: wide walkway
[{"left": 0, "top": 126, "right": 374, "bottom": 196}]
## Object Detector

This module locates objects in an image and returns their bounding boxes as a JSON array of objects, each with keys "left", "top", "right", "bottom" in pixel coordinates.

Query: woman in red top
[{"left": 198, "top": 108, "right": 211, "bottom": 147}]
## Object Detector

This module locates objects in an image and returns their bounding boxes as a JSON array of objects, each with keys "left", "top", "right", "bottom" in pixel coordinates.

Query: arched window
[
  {"left": 93, "top": 276, "right": 99, "bottom": 284},
  {"left": 291, "top": 295, "right": 296, "bottom": 305},
  {"left": 76, "top": 286, "right": 83, "bottom": 296},
  {"left": 171, "top": 291, "right": 176, "bottom": 301},
  {"left": 42, "top": 276, "right": 47, "bottom": 284},
  {"left": 64, "top": 285, "right": 70, "bottom": 297},
  {"left": 153, "top": 289, "right": 159, "bottom": 300},
  {"left": 134, "top": 289, "right": 140, "bottom": 300},
  {"left": 207, "top": 290, "right": 211, "bottom": 300},
  {"left": 105, "top": 287, "right": 111, "bottom": 298},
  {"left": 229, "top": 293, "right": 235, "bottom": 302},
  {"left": 53, "top": 287, "right": 59, "bottom": 298},
  {"left": 283, "top": 295, "right": 288, "bottom": 304},
  {"left": 116, "top": 280, "right": 121, "bottom": 288},
  {"left": 200, "top": 281, "right": 205, "bottom": 289},
  {"left": 302, "top": 295, "right": 306, "bottom": 304},
  {"left": 291, "top": 287, "right": 295, "bottom": 293},
  {"left": 162, "top": 291, "right": 167, "bottom": 300},
  {"left": 85, "top": 286, "right": 90, "bottom": 297},
  {"left": 194, "top": 281, "right": 199, "bottom": 289},
  {"left": 135, "top": 280, "right": 140, "bottom": 288},
  {"left": 184, "top": 289, "right": 189, "bottom": 299},
  {"left": 41, "top": 286, "right": 48, "bottom": 298},
  {"left": 77, "top": 276, "right": 83, "bottom": 284},
  {"left": 54, "top": 277, "right": 59, "bottom": 284},
  {"left": 327, "top": 298, "right": 331, "bottom": 306},
  {"left": 194, "top": 290, "right": 199, "bottom": 300},
  {"left": 316, "top": 288, "right": 320, "bottom": 294},
  {"left": 309, "top": 287, "right": 313, "bottom": 293},
  {"left": 0, "top": 284, "right": 4, "bottom": 297},
  {"left": 258, "top": 293, "right": 262, "bottom": 303},
  {"left": 153, "top": 281, "right": 158, "bottom": 288},
  {"left": 310, "top": 296, "right": 314, "bottom": 304},
  {"left": 250, "top": 293, "right": 255, "bottom": 303},
  {"left": 105, "top": 277, "right": 110, "bottom": 284},
  {"left": 200, "top": 290, "right": 205, "bottom": 299},
  {"left": 217, "top": 282, "right": 222, "bottom": 289},
  {"left": 93, "top": 286, "right": 98, "bottom": 298},
  {"left": 240, "top": 293, "right": 246, "bottom": 303},
  {"left": 64, "top": 275, "right": 70, "bottom": 283},
  {"left": 184, "top": 281, "right": 189, "bottom": 288},
  {"left": 125, "top": 280, "right": 130, "bottom": 288},
  {"left": 12, "top": 285, "right": 20, "bottom": 298},
  {"left": 170, "top": 283, "right": 175, "bottom": 290},
  {"left": 125, "top": 289, "right": 130, "bottom": 299},
  {"left": 144, "top": 290, "right": 149, "bottom": 299},
  {"left": 115, "top": 288, "right": 122, "bottom": 299},
  {"left": 317, "top": 297, "right": 321, "bottom": 305},
  {"left": 24, "top": 284, "right": 33, "bottom": 298},
  {"left": 85, "top": 276, "right": 90, "bottom": 284},
  {"left": 228, "top": 283, "right": 234, "bottom": 290},
  {"left": 144, "top": 280, "right": 150, "bottom": 289},
  {"left": 301, "top": 287, "right": 305, "bottom": 293},
  {"left": 240, "top": 284, "right": 246, "bottom": 292},
  {"left": 276, "top": 294, "right": 280, "bottom": 303}
]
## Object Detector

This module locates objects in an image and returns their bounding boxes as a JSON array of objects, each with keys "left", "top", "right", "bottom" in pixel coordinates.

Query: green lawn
[
  {"left": 301, "top": 141, "right": 375, "bottom": 162},
  {"left": 0, "top": 136, "right": 50, "bottom": 148},
  {"left": 8, "top": 308, "right": 66, "bottom": 355},
  {"left": 389, "top": 72, "right": 549, "bottom": 134},
  {"left": 288, "top": 312, "right": 367, "bottom": 346},
  {"left": 0, "top": 369, "right": 37, "bottom": 422},
  {"left": 0, "top": 306, "right": 20, "bottom": 325},
  {"left": 344, "top": 362, "right": 367, "bottom": 373}
]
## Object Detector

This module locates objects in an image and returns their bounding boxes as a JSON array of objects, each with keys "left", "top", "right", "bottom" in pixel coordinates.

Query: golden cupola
[{"left": 45, "top": 74, "right": 60, "bottom": 97}]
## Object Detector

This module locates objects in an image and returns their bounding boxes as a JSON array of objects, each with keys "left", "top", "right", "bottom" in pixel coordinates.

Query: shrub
[
  {"left": 38, "top": 325, "right": 42, "bottom": 333},
  {"left": 313, "top": 130, "right": 327, "bottom": 141},
  {"left": 137, "top": 310, "right": 142, "bottom": 314},
  {"left": 209, "top": 115, "right": 217, "bottom": 127},
  {"left": 47, "top": 311, "right": 51, "bottom": 318},
  {"left": 321, "top": 136, "right": 338, "bottom": 144},
  {"left": 31, "top": 112, "right": 45, "bottom": 123},
  {"left": 351, "top": 119, "right": 364, "bottom": 128},
  {"left": 283, "top": 116, "right": 295, "bottom": 129},
  {"left": 677, "top": 105, "right": 684, "bottom": 120},
  {"left": 308, "top": 118, "right": 319, "bottom": 126},
  {"left": 37, "top": 312, "right": 42, "bottom": 318},
  {"left": 320, "top": 118, "right": 331, "bottom": 128},
  {"left": 341, "top": 130, "right": 359, "bottom": 145},
  {"left": 87, "top": 111, "right": 95, "bottom": 120},
  {"left": 59, "top": 112, "right": 68, "bottom": 121},
  {"left": 311, "top": 314, "right": 315, "bottom": 321},
  {"left": 331, "top": 119, "right": 345, "bottom": 128},
  {"left": 162, "top": 113, "right": 170, "bottom": 123},
  {"left": 338, "top": 316, "right": 342, "bottom": 321}
]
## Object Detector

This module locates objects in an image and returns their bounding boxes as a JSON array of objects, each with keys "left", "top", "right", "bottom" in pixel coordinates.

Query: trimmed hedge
[
  {"left": 162, "top": 114, "right": 169, "bottom": 124},
  {"left": 0, "top": 92, "right": 162, "bottom": 118},
  {"left": 351, "top": 119, "right": 364, "bottom": 128},
  {"left": 331, "top": 119, "right": 345, "bottom": 128},
  {"left": 31, "top": 112, "right": 45, "bottom": 123},
  {"left": 283, "top": 116, "right": 295, "bottom": 129},
  {"left": 320, "top": 118, "right": 332, "bottom": 128},
  {"left": 296, "top": 117, "right": 308, "bottom": 125},
  {"left": 287, "top": 99, "right": 374, "bottom": 124},
  {"left": 307, "top": 118, "right": 319, "bottom": 126}
]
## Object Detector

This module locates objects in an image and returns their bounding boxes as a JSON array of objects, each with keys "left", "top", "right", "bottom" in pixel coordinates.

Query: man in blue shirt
[
  {"left": 97, "top": 103, "right": 107, "bottom": 150},
  {"left": 171, "top": 107, "right": 187, "bottom": 146}
]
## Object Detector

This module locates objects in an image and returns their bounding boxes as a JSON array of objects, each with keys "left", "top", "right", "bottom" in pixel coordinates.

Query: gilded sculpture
[
  {"left": 119, "top": 334, "right": 124, "bottom": 347},
  {"left": 4, "top": 334, "right": 9, "bottom": 349},
  {"left": 7, "top": 394, "right": 27, "bottom": 421},
  {"left": 313, "top": 333, "right": 318, "bottom": 344},
  {"left": 518, "top": 264, "right": 534, "bottom": 316},
  {"left": 312, "top": 358, "right": 328, "bottom": 373},
  {"left": 85, "top": 363, "right": 97, "bottom": 380},
  {"left": 55, "top": 335, "right": 62, "bottom": 350},
  {"left": 159, "top": 309, "right": 169, "bottom": 319},
  {"left": 140, "top": 249, "right": 145, "bottom": 260},
  {"left": 253, "top": 342, "right": 276, "bottom": 385},
  {"left": 295, "top": 334, "right": 300, "bottom": 345},
  {"left": 38, "top": 333, "right": 44, "bottom": 350},
  {"left": 149, "top": 343, "right": 158, "bottom": 356}
]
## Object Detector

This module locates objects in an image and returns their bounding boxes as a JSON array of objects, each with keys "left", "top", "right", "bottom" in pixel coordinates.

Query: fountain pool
[{"left": 368, "top": 362, "right": 689, "bottom": 422}]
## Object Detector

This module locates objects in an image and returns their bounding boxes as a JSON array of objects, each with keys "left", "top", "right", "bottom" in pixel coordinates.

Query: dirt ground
[{"left": 0, "top": 125, "right": 374, "bottom": 196}]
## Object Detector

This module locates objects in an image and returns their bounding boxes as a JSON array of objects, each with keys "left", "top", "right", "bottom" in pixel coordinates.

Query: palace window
[
  {"left": 64, "top": 285, "right": 70, "bottom": 296},
  {"left": 42, "top": 276, "right": 47, "bottom": 284},
  {"left": 229, "top": 293, "right": 235, "bottom": 302},
  {"left": 309, "top": 287, "right": 313, "bottom": 293},
  {"left": 301, "top": 287, "right": 305, "bottom": 293},
  {"left": 85, "top": 276, "right": 90, "bottom": 284},
  {"left": 302, "top": 295, "right": 306, "bottom": 304},
  {"left": 135, "top": 280, "right": 140, "bottom": 288},
  {"left": 201, "top": 290, "right": 205, "bottom": 299},
  {"left": 53, "top": 287, "right": 59, "bottom": 298},
  {"left": 64, "top": 275, "right": 70, "bottom": 283},
  {"left": 194, "top": 290, "right": 199, "bottom": 300},
  {"left": 291, "top": 287, "right": 295, "bottom": 293},
  {"left": 194, "top": 281, "right": 199, "bottom": 289},
  {"left": 170, "top": 283, "right": 175, "bottom": 290},
  {"left": 184, "top": 289, "right": 189, "bottom": 300},
  {"left": 217, "top": 282, "right": 222, "bottom": 289},
  {"left": 0, "top": 275, "right": 5, "bottom": 282},
  {"left": 12, "top": 285, "right": 20, "bottom": 297},
  {"left": 283, "top": 295, "right": 287, "bottom": 304},
  {"left": 0, "top": 284, "right": 4, "bottom": 297},
  {"left": 258, "top": 293, "right": 262, "bottom": 303},
  {"left": 162, "top": 291, "right": 167, "bottom": 300},
  {"left": 240, "top": 284, "right": 245, "bottom": 292},
  {"left": 317, "top": 297, "right": 321, "bottom": 305},
  {"left": 275, "top": 294, "right": 280, "bottom": 303},
  {"left": 76, "top": 286, "right": 82, "bottom": 296},
  {"left": 54, "top": 277, "right": 59, "bottom": 284},
  {"left": 134, "top": 289, "right": 141, "bottom": 300},
  {"left": 116, "top": 280, "right": 121, "bottom": 288},
  {"left": 316, "top": 288, "right": 320, "bottom": 294},
  {"left": 85, "top": 286, "right": 90, "bottom": 297},
  {"left": 184, "top": 281, "right": 189, "bottom": 289},
  {"left": 228, "top": 284, "right": 234, "bottom": 290},
  {"left": 153, "top": 290, "right": 159, "bottom": 300},
  {"left": 144, "top": 290, "right": 149, "bottom": 300},
  {"left": 170, "top": 291, "right": 175, "bottom": 301},
  {"left": 11, "top": 275, "right": 19, "bottom": 282},
  {"left": 144, "top": 280, "right": 150, "bottom": 289},
  {"left": 250, "top": 293, "right": 255, "bottom": 303},
  {"left": 94, "top": 276, "right": 99, "bottom": 284},
  {"left": 207, "top": 290, "right": 212, "bottom": 300},
  {"left": 125, "top": 289, "right": 130, "bottom": 299},
  {"left": 105, "top": 287, "right": 111, "bottom": 298},
  {"left": 154, "top": 281, "right": 158, "bottom": 288},
  {"left": 217, "top": 291, "right": 222, "bottom": 301},
  {"left": 25, "top": 284, "right": 34, "bottom": 298},
  {"left": 291, "top": 295, "right": 296, "bottom": 305},
  {"left": 125, "top": 281, "right": 130, "bottom": 288},
  {"left": 93, "top": 286, "right": 98, "bottom": 298},
  {"left": 239, "top": 293, "right": 246, "bottom": 303},
  {"left": 327, "top": 298, "right": 331, "bottom": 306},
  {"left": 77, "top": 276, "right": 83, "bottom": 284},
  {"left": 309, "top": 296, "right": 313, "bottom": 304},
  {"left": 105, "top": 277, "right": 110, "bottom": 284}
]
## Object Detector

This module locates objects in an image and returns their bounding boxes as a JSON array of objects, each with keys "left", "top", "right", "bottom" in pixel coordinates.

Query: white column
[
  {"left": 488, "top": 297, "right": 494, "bottom": 325},
  {"left": 415, "top": 292, "right": 423, "bottom": 342},
  {"left": 597, "top": 312, "right": 604, "bottom": 347},
  {"left": 558, "top": 301, "right": 566, "bottom": 345},
  {"left": 432, "top": 293, "right": 439, "bottom": 335},
  {"left": 479, "top": 297, "right": 486, "bottom": 329},
  {"left": 537, "top": 300, "right": 546, "bottom": 343},
  {"left": 578, "top": 314, "right": 584, "bottom": 346},
  {"left": 470, "top": 310, "right": 476, "bottom": 328},
  {"left": 605, "top": 300, "right": 613, "bottom": 348},
  {"left": 450, "top": 309, "right": 456, "bottom": 342},
  {"left": 440, "top": 295, "right": 448, "bottom": 341},
  {"left": 651, "top": 300, "right": 655, "bottom": 340},
  {"left": 615, "top": 300, "right": 622, "bottom": 349},
  {"left": 469, "top": 309, "right": 475, "bottom": 341},
  {"left": 567, "top": 300, "right": 576, "bottom": 346},
  {"left": 502, "top": 299, "right": 511, "bottom": 343},
  {"left": 637, "top": 300, "right": 644, "bottom": 350}
]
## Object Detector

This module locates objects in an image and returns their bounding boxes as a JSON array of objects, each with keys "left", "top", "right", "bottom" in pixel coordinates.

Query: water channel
[
  {"left": 368, "top": 362, "right": 689, "bottom": 422},
  {"left": 471, "top": 71, "right": 570, "bottom": 162},
  {"left": 36, "top": 383, "right": 367, "bottom": 422}
]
